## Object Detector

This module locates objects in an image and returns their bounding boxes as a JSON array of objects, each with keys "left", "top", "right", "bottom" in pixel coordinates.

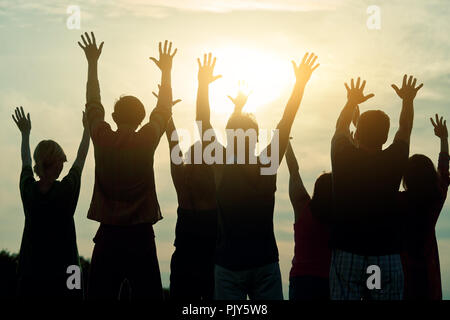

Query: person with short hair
[
  {"left": 195, "top": 52, "right": 320, "bottom": 300},
  {"left": 13, "top": 106, "right": 90, "bottom": 299},
  {"left": 78, "top": 32, "right": 176, "bottom": 299},
  {"left": 330, "top": 75, "right": 423, "bottom": 300}
]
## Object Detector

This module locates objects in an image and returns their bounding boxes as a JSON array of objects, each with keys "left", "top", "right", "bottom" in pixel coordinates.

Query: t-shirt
[
  {"left": 86, "top": 102, "right": 171, "bottom": 226},
  {"left": 215, "top": 162, "right": 278, "bottom": 270},
  {"left": 18, "top": 165, "right": 82, "bottom": 278},
  {"left": 174, "top": 207, "right": 218, "bottom": 249},
  {"left": 330, "top": 133, "right": 409, "bottom": 255},
  {"left": 290, "top": 201, "right": 331, "bottom": 279}
]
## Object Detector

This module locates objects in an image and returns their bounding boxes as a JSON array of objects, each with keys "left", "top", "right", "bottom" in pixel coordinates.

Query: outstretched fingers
[
  {"left": 84, "top": 32, "right": 92, "bottom": 45},
  {"left": 391, "top": 84, "right": 400, "bottom": 94},
  {"left": 344, "top": 82, "right": 350, "bottom": 92}
]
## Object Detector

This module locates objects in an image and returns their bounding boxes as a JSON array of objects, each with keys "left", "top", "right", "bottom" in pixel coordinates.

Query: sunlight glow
[{"left": 209, "top": 46, "right": 293, "bottom": 114}]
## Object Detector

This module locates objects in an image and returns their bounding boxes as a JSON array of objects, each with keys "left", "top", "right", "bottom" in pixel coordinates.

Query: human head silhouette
[
  {"left": 355, "top": 110, "right": 390, "bottom": 150},
  {"left": 403, "top": 154, "right": 440, "bottom": 204},
  {"left": 33, "top": 140, "right": 67, "bottom": 181},
  {"left": 310, "top": 172, "right": 332, "bottom": 217},
  {"left": 226, "top": 112, "right": 259, "bottom": 160},
  {"left": 112, "top": 95, "right": 146, "bottom": 130}
]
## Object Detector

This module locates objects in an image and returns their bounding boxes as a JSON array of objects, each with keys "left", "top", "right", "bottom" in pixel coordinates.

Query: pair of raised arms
[{"left": 343, "top": 75, "right": 423, "bottom": 105}]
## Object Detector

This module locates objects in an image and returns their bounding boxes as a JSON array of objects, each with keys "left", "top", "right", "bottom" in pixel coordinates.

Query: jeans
[{"left": 214, "top": 262, "right": 283, "bottom": 300}]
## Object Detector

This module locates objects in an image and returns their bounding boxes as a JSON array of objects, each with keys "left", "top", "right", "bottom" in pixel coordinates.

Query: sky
[{"left": 1, "top": 0, "right": 450, "bottom": 299}]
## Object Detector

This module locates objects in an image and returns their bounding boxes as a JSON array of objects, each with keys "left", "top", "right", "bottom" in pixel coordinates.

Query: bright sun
[{"left": 209, "top": 46, "right": 293, "bottom": 114}]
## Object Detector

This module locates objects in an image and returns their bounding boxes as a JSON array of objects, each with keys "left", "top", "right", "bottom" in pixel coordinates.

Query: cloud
[{"left": 0, "top": 0, "right": 345, "bottom": 21}]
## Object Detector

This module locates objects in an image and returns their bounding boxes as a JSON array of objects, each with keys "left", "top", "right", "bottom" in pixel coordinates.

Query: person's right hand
[
  {"left": 78, "top": 32, "right": 104, "bottom": 63},
  {"left": 12, "top": 106, "right": 31, "bottom": 134},
  {"left": 344, "top": 77, "right": 375, "bottom": 105},
  {"left": 197, "top": 53, "right": 222, "bottom": 85},
  {"left": 150, "top": 40, "right": 177, "bottom": 73},
  {"left": 228, "top": 81, "right": 251, "bottom": 113},
  {"left": 431, "top": 113, "right": 448, "bottom": 139},
  {"left": 152, "top": 84, "right": 182, "bottom": 107},
  {"left": 391, "top": 74, "right": 423, "bottom": 102}
]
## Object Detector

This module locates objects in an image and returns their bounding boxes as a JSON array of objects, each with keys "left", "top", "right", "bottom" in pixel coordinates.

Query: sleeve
[
  {"left": 86, "top": 101, "right": 114, "bottom": 146},
  {"left": 331, "top": 132, "right": 355, "bottom": 161},
  {"left": 19, "top": 166, "right": 35, "bottom": 208},
  {"left": 427, "top": 152, "right": 450, "bottom": 227},
  {"left": 139, "top": 106, "right": 172, "bottom": 150},
  {"left": 438, "top": 152, "right": 450, "bottom": 191},
  {"left": 60, "top": 165, "right": 82, "bottom": 214}
]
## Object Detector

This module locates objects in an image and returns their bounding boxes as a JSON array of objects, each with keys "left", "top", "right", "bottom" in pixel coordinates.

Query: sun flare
[{"left": 208, "top": 46, "right": 294, "bottom": 114}]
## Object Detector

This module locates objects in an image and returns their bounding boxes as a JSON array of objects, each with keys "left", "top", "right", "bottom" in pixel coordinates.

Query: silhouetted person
[
  {"left": 400, "top": 114, "right": 449, "bottom": 300},
  {"left": 196, "top": 52, "right": 319, "bottom": 300},
  {"left": 330, "top": 75, "right": 423, "bottom": 300},
  {"left": 12, "top": 106, "right": 90, "bottom": 299},
  {"left": 78, "top": 32, "right": 175, "bottom": 300},
  {"left": 152, "top": 82, "right": 218, "bottom": 300},
  {"left": 285, "top": 140, "right": 331, "bottom": 300}
]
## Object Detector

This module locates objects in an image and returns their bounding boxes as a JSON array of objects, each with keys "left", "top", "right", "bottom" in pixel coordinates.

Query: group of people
[{"left": 11, "top": 32, "right": 448, "bottom": 300}]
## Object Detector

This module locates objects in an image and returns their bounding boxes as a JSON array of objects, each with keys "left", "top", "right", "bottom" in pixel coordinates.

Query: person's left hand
[
  {"left": 12, "top": 106, "right": 31, "bottom": 134},
  {"left": 292, "top": 52, "right": 320, "bottom": 85},
  {"left": 78, "top": 32, "right": 104, "bottom": 63},
  {"left": 152, "top": 84, "right": 182, "bottom": 107},
  {"left": 431, "top": 113, "right": 448, "bottom": 139}
]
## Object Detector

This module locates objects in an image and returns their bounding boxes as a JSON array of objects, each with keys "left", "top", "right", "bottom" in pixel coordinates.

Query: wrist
[
  {"left": 294, "top": 80, "right": 307, "bottom": 89},
  {"left": 198, "top": 79, "right": 210, "bottom": 87},
  {"left": 402, "top": 97, "right": 414, "bottom": 104},
  {"left": 21, "top": 131, "right": 30, "bottom": 137}
]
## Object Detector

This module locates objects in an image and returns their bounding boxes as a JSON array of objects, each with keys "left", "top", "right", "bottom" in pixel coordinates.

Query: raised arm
[
  {"left": 286, "top": 140, "right": 310, "bottom": 222},
  {"left": 271, "top": 53, "right": 320, "bottom": 164},
  {"left": 335, "top": 78, "right": 374, "bottom": 137},
  {"left": 147, "top": 41, "right": 177, "bottom": 141},
  {"left": 196, "top": 53, "right": 222, "bottom": 134},
  {"left": 151, "top": 87, "right": 185, "bottom": 189},
  {"left": 78, "top": 32, "right": 104, "bottom": 104},
  {"left": 431, "top": 114, "right": 449, "bottom": 155},
  {"left": 12, "top": 106, "right": 32, "bottom": 168},
  {"left": 72, "top": 111, "right": 90, "bottom": 171},
  {"left": 392, "top": 74, "right": 423, "bottom": 145}
]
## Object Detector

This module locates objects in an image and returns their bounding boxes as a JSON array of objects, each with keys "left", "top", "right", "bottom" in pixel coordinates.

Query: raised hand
[
  {"left": 292, "top": 53, "right": 320, "bottom": 85},
  {"left": 392, "top": 75, "right": 423, "bottom": 101},
  {"left": 197, "top": 53, "right": 222, "bottom": 85},
  {"left": 150, "top": 40, "right": 177, "bottom": 72},
  {"left": 228, "top": 81, "right": 251, "bottom": 114},
  {"left": 78, "top": 32, "right": 104, "bottom": 62},
  {"left": 12, "top": 106, "right": 31, "bottom": 134},
  {"left": 431, "top": 114, "right": 448, "bottom": 139},
  {"left": 344, "top": 77, "right": 374, "bottom": 105},
  {"left": 152, "top": 84, "right": 181, "bottom": 107}
]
